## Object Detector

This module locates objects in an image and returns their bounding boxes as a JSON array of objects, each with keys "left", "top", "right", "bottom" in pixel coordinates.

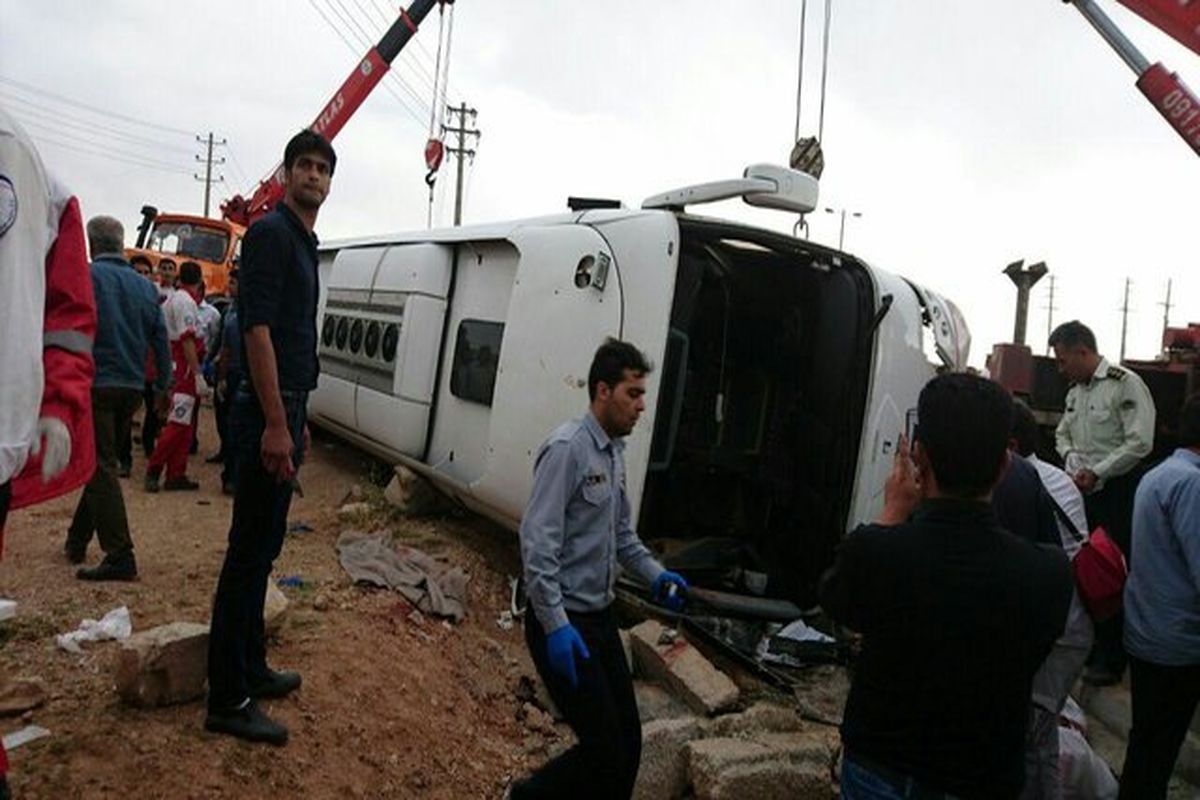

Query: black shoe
[
  {"left": 117, "top": 463, "right": 132, "bottom": 478},
  {"left": 0, "top": 773, "right": 10, "bottom": 800},
  {"left": 205, "top": 452, "right": 224, "bottom": 464},
  {"left": 144, "top": 473, "right": 160, "bottom": 493},
  {"left": 248, "top": 670, "right": 302, "bottom": 700},
  {"left": 77, "top": 558, "right": 138, "bottom": 582},
  {"left": 64, "top": 541, "right": 86, "bottom": 565},
  {"left": 205, "top": 701, "right": 288, "bottom": 746},
  {"left": 163, "top": 476, "right": 200, "bottom": 491}
]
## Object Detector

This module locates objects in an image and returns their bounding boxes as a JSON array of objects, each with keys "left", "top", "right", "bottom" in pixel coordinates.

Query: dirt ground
[{"left": 0, "top": 409, "right": 548, "bottom": 799}]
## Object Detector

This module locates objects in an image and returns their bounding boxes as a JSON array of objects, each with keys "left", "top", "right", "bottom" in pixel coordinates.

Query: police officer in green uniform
[{"left": 1051, "top": 320, "right": 1156, "bottom": 686}]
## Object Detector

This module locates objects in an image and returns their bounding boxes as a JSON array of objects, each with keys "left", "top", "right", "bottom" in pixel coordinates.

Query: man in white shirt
[
  {"left": 145, "top": 261, "right": 210, "bottom": 491},
  {"left": 1012, "top": 401, "right": 1094, "bottom": 799}
]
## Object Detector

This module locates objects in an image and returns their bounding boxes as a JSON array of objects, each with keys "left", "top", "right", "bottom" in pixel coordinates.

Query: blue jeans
[
  {"left": 841, "top": 756, "right": 958, "bottom": 800},
  {"left": 206, "top": 388, "right": 307, "bottom": 710}
]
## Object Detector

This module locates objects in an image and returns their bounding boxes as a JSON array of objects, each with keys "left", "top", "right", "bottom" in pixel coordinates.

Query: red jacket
[{"left": 10, "top": 194, "right": 97, "bottom": 510}]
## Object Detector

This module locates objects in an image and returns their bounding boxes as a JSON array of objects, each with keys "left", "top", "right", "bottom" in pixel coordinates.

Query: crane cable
[
  {"left": 425, "top": 2, "right": 456, "bottom": 225},
  {"left": 818, "top": 0, "right": 833, "bottom": 143},
  {"left": 793, "top": 0, "right": 807, "bottom": 144}
]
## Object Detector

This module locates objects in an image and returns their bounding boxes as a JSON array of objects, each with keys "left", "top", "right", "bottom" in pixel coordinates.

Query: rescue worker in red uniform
[
  {"left": 0, "top": 104, "right": 97, "bottom": 800},
  {"left": 144, "top": 261, "right": 211, "bottom": 492}
]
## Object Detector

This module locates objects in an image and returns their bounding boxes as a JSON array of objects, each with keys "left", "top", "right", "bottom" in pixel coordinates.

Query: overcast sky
[{"left": 2, "top": 0, "right": 1197, "bottom": 366}]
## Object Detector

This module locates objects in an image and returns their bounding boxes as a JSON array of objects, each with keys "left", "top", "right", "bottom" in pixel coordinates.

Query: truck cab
[
  {"left": 308, "top": 165, "right": 969, "bottom": 606},
  {"left": 125, "top": 211, "right": 244, "bottom": 297}
]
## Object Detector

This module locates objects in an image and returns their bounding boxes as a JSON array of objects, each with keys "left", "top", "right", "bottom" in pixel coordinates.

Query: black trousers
[
  {"left": 206, "top": 388, "right": 307, "bottom": 710},
  {"left": 512, "top": 607, "right": 642, "bottom": 800},
  {"left": 1119, "top": 656, "right": 1200, "bottom": 799},
  {"left": 67, "top": 387, "right": 140, "bottom": 562},
  {"left": 1085, "top": 468, "right": 1143, "bottom": 676},
  {"left": 141, "top": 382, "right": 161, "bottom": 458},
  {"left": 216, "top": 370, "right": 243, "bottom": 485}
]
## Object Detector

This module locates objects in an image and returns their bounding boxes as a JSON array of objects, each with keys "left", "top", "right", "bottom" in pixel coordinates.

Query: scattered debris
[
  {"left": 0, "top": 677, "right": 48, "bottom": 716},
  {"left": 276, "top": 575, "right": 306, "bottom": 588},
  {"left": 337, "top": 530, "right": 469, "bottom": 622},
  {"left": 287, "top": 521, "right": 315, "bottom": 535},
  {"left": 2, "top": 724, "right": 51, "bottom": 751},
  {"left": 0, "top": 598, "right": 15, "bottom": 621},
  {"left": 757, "top": 618, "right": 840, "bottom": 669},
  {"left": 383, "top": 465, "right": 444, "bottom": 516},
  {"left": 495, "top": 611, "right": 514, "bottom": 631},
  {"left": 519, "top": 702, "right": 558, "bottom": 737},
  {"left": 55, "top": 606, "right": 131, "bottom": 654},
  {"left": 115, "top": 621, "right": 210, "bottom": 707},
  {"left": 630, "top": 619, "right": 740, "bottom": 716},
  {"left": 264, "top": 582, "right": 290, "bottom": 635},
  {"left": 337, "top": 501, "right": 373, "bottom": 520}
]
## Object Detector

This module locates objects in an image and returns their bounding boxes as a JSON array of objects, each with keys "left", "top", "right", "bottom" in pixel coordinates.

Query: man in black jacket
[{"left": 822, "top": 374, "right": 1073, "bottom": 799}]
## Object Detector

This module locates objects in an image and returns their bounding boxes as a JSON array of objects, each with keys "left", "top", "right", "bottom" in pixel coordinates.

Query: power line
[
  {"left": 304, "top": 0, "right": 429, "bottom": 130},
  {"left": 3, "top": 93, "right": 194, "bottom": 155},
  {"left": 351, "top": 0, "right": 440, "bottom": 95},
  {"left": 363, "top": 0, "right": 459, "bottom": 105},
  {"left": 14, "top": 115, "right": 193, "bottom": 171},
  {"left": 0, "top": 73, "right": 194, "bottom": 136},
  {"left": 316, "top": 0, "right": 433, "bottom": 120},
  {"left": 26, "top": 131, "right": 195, "bottom": 175}
]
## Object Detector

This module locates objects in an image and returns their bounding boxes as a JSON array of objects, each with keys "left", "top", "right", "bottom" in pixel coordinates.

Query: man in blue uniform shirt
[
  {"left": 1120, "top": 393, "right": 1200, "bottom": 798},
  {"left": 512, "top": 338, "right": 688, "bottom": 800}
]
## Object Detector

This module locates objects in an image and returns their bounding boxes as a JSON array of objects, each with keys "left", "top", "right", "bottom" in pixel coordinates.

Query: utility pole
[
  {"left": 194, "top": 132, "right": 227, "bottom": 218},
  {"left": 1160, "top": 278, "right": 1174, "bottom": 337},
  {"left": 442, "top": 103, "right": 479, "bottom": 226},
  {"left": 1043, "top": 274, "right": 1058, "bottom": 354},
  {"left": 1119, "top": 277, "right": 1132, "bottom": 361}
]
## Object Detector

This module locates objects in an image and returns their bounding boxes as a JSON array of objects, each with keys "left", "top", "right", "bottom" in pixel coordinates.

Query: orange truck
[
  {"left": 125, "top": 206, "right": 244, "bottom": 297},
  {"left": 122, "top": 0, "right": 449, "bottom": 299}
]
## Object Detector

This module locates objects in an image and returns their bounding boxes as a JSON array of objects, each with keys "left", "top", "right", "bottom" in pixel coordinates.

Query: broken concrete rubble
[
  {"left": 708, "top": 701, "right": 804, "bottom": 737},
  {"left": 629, "top": 620, "right": 739, "bottom": 716},
  {"left": 383, "top": 465, "right": 443, "bottom": 516},
  {"left": 264, "top": 581, "right": 289, "bottom": 635},
  {"left": 634, "top": 716, "right": 707, "bottom": 800},
  {"left": 0, "top": 677, "right": 48, "bottom": 716},
  {"left": 687, "top": 732, "right": 837, "bottom": 800},
  {"left": 115, "top": 622, "right": 210, "bottom": 707}
]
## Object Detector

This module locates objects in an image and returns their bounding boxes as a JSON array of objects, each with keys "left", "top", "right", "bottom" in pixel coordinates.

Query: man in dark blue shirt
[
  {"left": 69, "top": 216, "right": 170, "bottom": 581},
  {"left": 821, "top": 374, "right": 1072, "bottom": 799},
  {"left": 205, "top": 130, "right": 334, "bottom": 745}
]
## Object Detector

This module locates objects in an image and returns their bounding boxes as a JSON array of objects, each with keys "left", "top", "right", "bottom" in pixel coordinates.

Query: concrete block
[
  {"left": 264, "top": 582, "right": 289, "bottom": 636},
  {"left": 635, "top": 681, "right": 692, "bottom": 723},
  {"left": 634, "top": 716, "right": 707, "bottom": 800},
  {"left": 621, "top": 628, "right": 634, "bottom": 675},
  {"left": 630, "top": 620, "right": 739, "bottom": 716},
  {"left": 383, "top": 465, "right": 442, "bottom": 516},
  {"left": 709, "top": 702, "right": 804, "bottom": 737},
  {"left": 688, "top": 733, "right": 836, "bottom": 800},
  {"left": 115, "top": 622, "right": 210, "bottom": 707}
]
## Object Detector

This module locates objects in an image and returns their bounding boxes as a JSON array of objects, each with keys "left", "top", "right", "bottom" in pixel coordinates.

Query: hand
[
  {"left": 195, "top": 376, "right": 214, "bottom": 400},
  {"left": 545, "top": 624, "right": 590, "bottom": 690},
  {"left": 216, "top": 379, "right": 228, "bottom": 403},
  {"left": 1073, "top": 468, "right": 1098, "bottom": 494},
  {"left": 651, "top": 570, "right": 689, "bottom": 612},
  {"left": 30, "top": 417, "right": 71, "bottom": 482},
  {"left": 879, "top": 433, "right": 922, "bottom": 525},
  {"left": 303, "top": 424, "right": 311, "bottom": 454},
  {"left": 155, "top": 392, "right": 170, "bottom": 420},
  {"left": 260, "top": 422, "right": 296, "bottom": 482}
]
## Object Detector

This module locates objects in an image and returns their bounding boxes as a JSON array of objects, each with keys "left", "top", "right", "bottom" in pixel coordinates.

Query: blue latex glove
[
  {"left": 545, "top": 624, "right": 591, "bottom": 690},
  {"left": 651, "top": 570, "right": 689, "bottom": 612}
]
